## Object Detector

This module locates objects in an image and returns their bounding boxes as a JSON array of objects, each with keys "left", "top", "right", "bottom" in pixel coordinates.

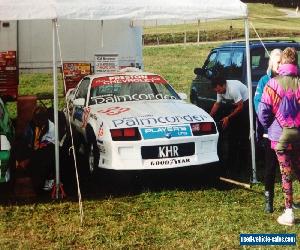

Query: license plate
[{"left": 141, "top": 142, "right": 195, "bottom": 159}]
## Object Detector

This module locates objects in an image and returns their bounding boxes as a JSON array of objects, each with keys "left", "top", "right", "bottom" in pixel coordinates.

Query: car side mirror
[
  {"left": 194, "top": 67, "right": 205, "bottom": 76},
  {"left": 178, "top": 92, "right": 187, "bottom": 100},
  {"left": 73, "top": 98, "right": 85, "bottom": 106}
]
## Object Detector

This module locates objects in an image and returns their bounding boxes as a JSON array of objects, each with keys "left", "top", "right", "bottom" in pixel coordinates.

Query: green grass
[
  {"left": 143, "top": 43, "right": 219, "bottom": 94},
  {"left": 1, "top": 3, "right": 300, "bottom": 248},
  {"left": 143, "top": 4, "right": 300, "bottom": 45},
  {"left": 1, "top": 182, "right": 300, "bottom": 249},
  {"left": 2, "top": 43, "right": 300, "bottom": 248}
]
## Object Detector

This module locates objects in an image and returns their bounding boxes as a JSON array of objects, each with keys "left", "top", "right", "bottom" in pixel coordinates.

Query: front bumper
[{"left": 99, "top": 134, "right": 219, "bottom": 170}]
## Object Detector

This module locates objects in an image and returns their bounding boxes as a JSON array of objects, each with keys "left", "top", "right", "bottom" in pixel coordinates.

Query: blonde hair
[
  {"left": 267, "top": 48, "right": 282, "bottom": 73},
  {"left": 281, "top": 47, "right": 298, "bottom": 65}
]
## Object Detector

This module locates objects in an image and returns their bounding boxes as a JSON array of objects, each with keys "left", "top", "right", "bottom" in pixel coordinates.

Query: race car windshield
[{"left": 90, "top": 82, "right": 180, "bottom": 104}]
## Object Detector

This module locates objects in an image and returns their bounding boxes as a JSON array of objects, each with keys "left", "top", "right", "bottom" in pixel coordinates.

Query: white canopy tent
[
  {"left": 1, "top": 0, "right": 247, "bottom": 21},
  {"left": 0, "top": 0, "right": 257, "bottom": 201}
]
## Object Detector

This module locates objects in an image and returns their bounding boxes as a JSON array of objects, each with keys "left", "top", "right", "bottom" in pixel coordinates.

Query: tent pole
[
  {"left": 197, "top": 19, "right": 200, "bottom": 45},
  {"left": 52, "top": 19, "right": 60, "bottom": 198},
  {"left": 244, "top": 18, "right": 258, "bottom": 183}
]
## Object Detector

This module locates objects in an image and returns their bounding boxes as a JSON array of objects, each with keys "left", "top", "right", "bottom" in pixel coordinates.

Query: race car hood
[{"left": 90, "top": 100, "right": 214, "bottom": 129}]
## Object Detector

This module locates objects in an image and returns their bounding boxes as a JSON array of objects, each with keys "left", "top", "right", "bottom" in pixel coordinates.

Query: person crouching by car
[
  {"left": 22, "top": 106, "right": 55, "bottom": 193},
  {"left": 209, "top": 76, "right": 250, "bottom": 178}
]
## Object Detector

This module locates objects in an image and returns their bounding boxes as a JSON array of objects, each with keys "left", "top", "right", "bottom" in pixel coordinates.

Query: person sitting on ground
[{"left": 22, "top": 106, "right": 55, "bottom": 193}]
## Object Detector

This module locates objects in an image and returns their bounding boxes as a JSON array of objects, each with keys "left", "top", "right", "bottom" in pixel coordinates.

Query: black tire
[{"left": 85, "top": 125, "right": 100, "bottom": 176}]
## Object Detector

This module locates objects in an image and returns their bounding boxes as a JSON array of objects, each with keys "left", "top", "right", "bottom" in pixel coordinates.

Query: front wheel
[{"left": 85, "top": 126, "right": 100, "bottom": 176}]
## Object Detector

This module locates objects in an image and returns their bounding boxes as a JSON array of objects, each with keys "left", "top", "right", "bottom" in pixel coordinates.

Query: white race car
[{"left": 65, "top": 69, "right": 219, "bottom": 174}]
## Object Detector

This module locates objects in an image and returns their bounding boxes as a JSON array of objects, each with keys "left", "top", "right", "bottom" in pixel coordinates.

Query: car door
[
  {"left": 192, "top": 50, "right": 237, "bottom": 113},
  {"left": 191, "top": 51, "right": 218, "bottom": 112},
  {"left": 72, "top": 78, "right": 90, "bottom": 134}
]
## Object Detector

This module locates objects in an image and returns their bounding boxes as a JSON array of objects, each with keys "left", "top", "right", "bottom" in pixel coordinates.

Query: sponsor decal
[
  {"left": 98, "top": 106, "right": 130, "bottom": 116},
  {"left": 112, "top": 114, "right": 208, "bottom": 128},
  {"left": 91, "top": 93, "right": 177, "bottom": 104},
  {"left": 92, "top": 75, "right": 167, "bottom": 87},
  {"left": 141, "top": 125, "right": 192, "bottom": 139},
  {"left": 144, "top": 157, "right": 192, "bottom": 168}
]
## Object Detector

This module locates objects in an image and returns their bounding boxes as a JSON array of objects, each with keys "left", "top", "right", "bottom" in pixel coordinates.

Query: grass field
[
  {"left": 143, "top": 4, "right": 300, "bottom": 44},
  {"left": 1, "top": 170, "right": 300, "bottom": 249},
  {"left": 1, "top": 3, "right": 300, "bottom": 249},
  {"left": 2, "top": 43, "right": 300, "bottom": 249}
]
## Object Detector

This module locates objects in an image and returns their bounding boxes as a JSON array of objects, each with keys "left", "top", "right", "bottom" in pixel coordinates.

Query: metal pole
[
  {"left": 100, "top": 20, "right": 104, "bottom": 48},
  {"left": 244, "top": 18, "right": 258, "bottom": 183},
  {"left": 197, "top": 19, "right": 200, "bottom": 45},
  {"left": 52, "top": 19, "right": 60, "bottom": 198}
]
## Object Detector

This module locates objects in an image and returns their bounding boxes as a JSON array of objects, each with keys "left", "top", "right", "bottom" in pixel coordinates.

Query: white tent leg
[
  {"left": 244, "top": 18, "right": 258, "bottom": 183},
  {"left": 52, "top": 19, "right": 61, "bottom": 198}
]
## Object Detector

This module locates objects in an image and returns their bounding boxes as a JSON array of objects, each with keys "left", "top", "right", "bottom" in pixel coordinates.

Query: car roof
[{"left": 212, "top": 40, "right": 300, "bottom": 51}]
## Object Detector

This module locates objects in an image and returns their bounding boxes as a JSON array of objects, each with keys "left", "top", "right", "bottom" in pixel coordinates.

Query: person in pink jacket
[{"left": 258, "top": 47, "right": 300, "bottom": 226}]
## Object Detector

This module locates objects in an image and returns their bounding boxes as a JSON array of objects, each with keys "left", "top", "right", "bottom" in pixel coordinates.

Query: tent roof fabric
[{"left": 0, "top": 0, "right": 247, "bottom": 22}]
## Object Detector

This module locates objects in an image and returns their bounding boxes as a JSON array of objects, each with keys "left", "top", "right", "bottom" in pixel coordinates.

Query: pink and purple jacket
[{"left": 258, "top": 64, "right": 300, "bottom": 148}]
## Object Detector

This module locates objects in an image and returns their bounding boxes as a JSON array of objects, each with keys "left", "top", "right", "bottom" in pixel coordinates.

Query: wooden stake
[{"left": 220, "top": 176, "right": 251, "bottom": 189}]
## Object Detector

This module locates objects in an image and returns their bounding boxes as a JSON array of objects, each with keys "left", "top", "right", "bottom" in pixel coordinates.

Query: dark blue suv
[{"left": 190, "top": 40, "right": 300, "bottom": 113}]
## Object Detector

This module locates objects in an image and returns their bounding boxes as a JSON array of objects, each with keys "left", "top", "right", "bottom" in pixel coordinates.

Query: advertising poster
[
  {"left": 94, "top": 54, "right": 119, "bottom": 73},
  {"left": 63, "top": 62, "right": 91, "bottom": 92}
]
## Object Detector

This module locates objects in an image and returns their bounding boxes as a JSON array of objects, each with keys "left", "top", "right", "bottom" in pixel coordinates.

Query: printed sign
[
  {"left": 0, "top": 51, "right": 18, "bottom": 100},
  {"left": 141, "top": 125, "right": 192, "bottom": 140},
  {"left": 94, "top": 54, "right": 119, "bottom": 73},
  {"left": 92, "top": 75, "right": 167, "bottom": 87},
  {"left": 63, "top": 62, "right": 91, "bottom": 93}
]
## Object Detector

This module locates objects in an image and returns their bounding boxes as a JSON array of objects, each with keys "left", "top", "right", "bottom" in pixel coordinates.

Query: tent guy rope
[{"left": 55, "top": 20, "right": 84, "bottom": 224}]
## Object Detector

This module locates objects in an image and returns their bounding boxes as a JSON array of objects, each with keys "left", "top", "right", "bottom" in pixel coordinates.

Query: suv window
[
  {"left": 203, "top": 50, "right": 243, "bottom": 79},
  {"left": 205, "top": 52, "right": 217, "bottom": 70},
  {"left": 217, "top": 51, "right": 231, "bottom": 67},
  {"left": 251, "top": 48, "right": 268, "bottom": 82}
]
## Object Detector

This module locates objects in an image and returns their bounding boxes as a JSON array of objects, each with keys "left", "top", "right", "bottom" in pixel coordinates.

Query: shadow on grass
[
  {"left": 0, "top": 153, "right": 252, "bottom": 205},
  {"left": 64, "top": 161, "right": 239, "bottom": 202}
]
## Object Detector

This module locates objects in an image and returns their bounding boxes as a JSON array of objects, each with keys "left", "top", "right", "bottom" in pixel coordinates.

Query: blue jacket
[
  {"left": 253, "top": 72, "right": 271, "bottom": 114},
  {"left": 253, "top": 72, "right": 271, "bottom": 141}
]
